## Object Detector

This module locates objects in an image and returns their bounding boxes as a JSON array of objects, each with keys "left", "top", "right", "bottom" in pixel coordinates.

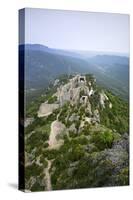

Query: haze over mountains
[{"left": 19, "top": 44, "right": 129, "bottom": 102}]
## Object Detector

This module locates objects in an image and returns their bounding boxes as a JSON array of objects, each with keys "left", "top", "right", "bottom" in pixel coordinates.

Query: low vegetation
[{"left": 24, "top": 74, "right": 129, "bottom": 191}]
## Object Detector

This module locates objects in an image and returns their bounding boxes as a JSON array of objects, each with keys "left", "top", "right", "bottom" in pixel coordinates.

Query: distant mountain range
[{"left": 19, "top": 44, "right": 129, "bottom": 102}]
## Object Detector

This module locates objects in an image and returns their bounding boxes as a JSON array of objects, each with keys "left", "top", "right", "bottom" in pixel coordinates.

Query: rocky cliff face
[{"left": 38, "top": 74, "right": 113, "bottom": 127}]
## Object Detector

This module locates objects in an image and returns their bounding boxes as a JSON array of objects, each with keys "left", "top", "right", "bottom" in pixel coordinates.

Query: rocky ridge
[{"left": 25, "top": 74, "right": 129, "bottom": 191}]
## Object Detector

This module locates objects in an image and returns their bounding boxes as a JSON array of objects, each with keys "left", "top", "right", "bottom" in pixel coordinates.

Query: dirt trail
[
  {"left": 44, "top": 159, "right": 52, "bottom": 191},
  {"left": 44, "top": 119, "right": 65, "bottom": 190},
  {"left": 44, "top": 120, "right": 61, "bottom": 190}
]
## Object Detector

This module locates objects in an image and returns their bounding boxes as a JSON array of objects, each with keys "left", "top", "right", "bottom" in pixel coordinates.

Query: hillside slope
[
  {"left": 19, "top": 44, "right": 129, "bottom": 104},
  {"left": 24, "top": 74, "right": 129, "bottom": 191}
]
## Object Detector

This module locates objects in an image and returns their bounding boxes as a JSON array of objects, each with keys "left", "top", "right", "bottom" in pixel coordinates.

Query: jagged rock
[
  {"left": 84, "top": 117, "right": 92, "bottom": 124},
  {"left": 105, "top": 149, "right": 128, "bottom": 167},
  {"left": 89, "top": 87, "right": 94, "bottom": 96},
  {"left": 25, "top": 118, "right": 34, "bottom": 127},
  {"left": 56, "top": 75, "right": 87, "bottom": 106},
  {"left": 69, "top": 123, "right": 77, "bottom": 133},
  {"left": 112, "top": 133, "right": 129, "bottom": 152},
  {"left": 102, "top": 133, "right": 129, "bottom": 178},
  {"left": 69, "top": 113, "right": 80, "bottom": 122},
  {"left": 93, "top": 109, "right": 100, "bottom": 123},
  {"left": 26, "top": 176, "right": 36, "bottom": 190},
  {"left": 100, "top": 90, "right": 109, "bottom": 108},
  {"left": 71, "top": 87, "right": 81, "bottom": 104},
  {"left": 85, "top": 143, "right": 97, "bottom": 153},
  {"left": 80, "top": 96, "right": 88, "bottom": 105},
  {"left": 85, "top": 101, "right": 92, "bottom": 115},
  {"left": 109, "top": 102, "right": 112, "bottom": 108},
  {"left": 54, "top": 79, "right": 60, "bottom": 86}
]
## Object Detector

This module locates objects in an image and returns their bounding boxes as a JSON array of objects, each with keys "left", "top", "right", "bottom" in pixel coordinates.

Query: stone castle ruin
[
  {"left": 37, "top": 74, "right": 112, "bottom": 118},
  {"left": 57, "top": 75, "right": 90, "bottom": 106}
]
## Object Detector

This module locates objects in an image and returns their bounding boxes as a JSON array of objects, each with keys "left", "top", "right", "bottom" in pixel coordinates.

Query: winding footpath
[
  {"left": 44, "top": 120, "right": 60, "bottom": 191},
  {"left": 44, "top": 159, "right": 52, "bottom": 191},
  {"left": 44, "top": 117, "right": 65, "bottom": 190}
]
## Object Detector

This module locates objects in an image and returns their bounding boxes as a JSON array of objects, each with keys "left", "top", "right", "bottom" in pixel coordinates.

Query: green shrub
[
  {"left": 100, "top": 91, "right": 129, "bottom": 134},
  {"left": 75, "top": 120, "right": 80, "bottom": 130},
  {"left": 26, "top": 130, "right": 49, "bottom": 151},
  {"left": 69, "top": 131, "right": 77, "bottom": 138},
  {"left": 43, "top": 142, "right": 49, "bottom": 148},
  {"left": 68, "top": 145, "right": 84, "bottom": 162},
  {"left": 25, "top": 163, "right": 43, "bottom": 180},
  {"left": 90, "top": 130, "right": 114, "bottom": 150},
  {"left": 48, "top": 96, "right": 57, "bottom": 104},
  {"left": 81, "top": 124, "right": 91, "bottom": 135},
  {"left": 71, "top": 136, "right": 89, "bottom": 145},
  {"left": 115, "top": 167, "right": 129, "bottom": 185},
  {"left": 40, "top": 156, "right": 48, "bottom": 167},
  {"left": 80, "top": 90, "right": 85, "bottom": 97},
  {"left": 47, "top": 149, "right": 58, "bottom": 160},
  {"left": 30, "top": 181, "right": 44, "bottom": 191}
]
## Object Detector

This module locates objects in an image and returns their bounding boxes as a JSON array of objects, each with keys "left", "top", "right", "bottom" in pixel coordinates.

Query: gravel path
[
  {"left": 44, "top": 159, "right": 52, "bottom": 191},
  {"left": 44, "top": 120, "right": 65, "bottom": 190}
]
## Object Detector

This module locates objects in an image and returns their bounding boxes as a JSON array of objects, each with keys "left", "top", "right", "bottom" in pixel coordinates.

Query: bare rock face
[
  {"left": 85, "top": 100, "right": 92, "bottom": 115},
  {"left": 103, "top": 133, "right": 129, "bottom": 183},
  {"left": 89, "top": 87, "right": 94, "bottom": 96},
  {"left": 25, "top": 118, "right": 34, "bottom": 127},
  {"left": 38, "top": 103, "right": 59, "bottom": 117},
  {"left": 54, "top": 79, "right": 60, "bottom": 86},
  {"left": 109, "top": 102, "right": 112, "bottom": 108},
  {"left": 112, "top": 133, "right": 129, "bottom": 152},
  {"left": 48, "top": 120, "right": 66, "bottom": 149},
  {"left": 93, "top": 109, "right": 100, "bottom": 123},
  {"left": 80, "top": 96, "right": 88, "bottom": 105},
  {"left": 56, "top": 75, "right": 88, "bottom": 106},
  {"left": 69, "top": 113, "right": 80, "bottom": 122},
  {"left": 84, "top": 117, "right": 92, "bottom": 124},
  {"left": 37, "top": 74, "right": 103, "bottom": 120},
  {"left": 100, "top": 90, "right": 109, "bottom": 108},
  {"left": 72, "top": 87, "right": 81, "bottom": 104},
  {"left": 69, "top": 123, "right": 77, "bottom": 133}
]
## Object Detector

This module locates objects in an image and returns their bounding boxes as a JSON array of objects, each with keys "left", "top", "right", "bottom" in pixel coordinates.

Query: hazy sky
[{"left": 24, "top": 8, "right": 130, "bottom": 53}]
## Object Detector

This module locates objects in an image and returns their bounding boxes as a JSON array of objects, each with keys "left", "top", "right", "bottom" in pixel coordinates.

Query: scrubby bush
[
  {"left": 81, "top": 124, "right": 91, "bottom": 135},
  {"left": 100, "top": 91, "right": 129, "bottom": 134},
  {"left": 75, "top": 120, "right": 80, "bottom": 131},
  {"left": 43, "top": 142, "right": 49, "bottom": 148},
  {"left": 30, "top": 181, "right": 44, "bottom": 191},
  {"left": 69, "top": 131, "right": 77, "bottom": 138},
  {"left": 90, "top": 130, "right": 114, "bottom": 150},
  {"left": 80, "top": 90, "right": 85, "bottom": 97},
  {"left": 40, "top": 156, "right": 48, "bottom": 167},
  {"left": 48, "top": 96, "right": 57, "bottom": 104},
  {"left": 115, "top": 167, "right": 129, "bottom": 185},
  {"left": 68, "top": 145, "right": 85, "bottom": 162},
  {"left": 51, "top": 152, "right": 115, "bottom": 189},
  {"left": 71, "top": 136, "right": 89, "bottom": 145},
  {"left": 47, "top": 149, "right": 58, "bottom": 160},
  {"left": 25, "top": 163, "right": 43, "bottom": 180}
]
